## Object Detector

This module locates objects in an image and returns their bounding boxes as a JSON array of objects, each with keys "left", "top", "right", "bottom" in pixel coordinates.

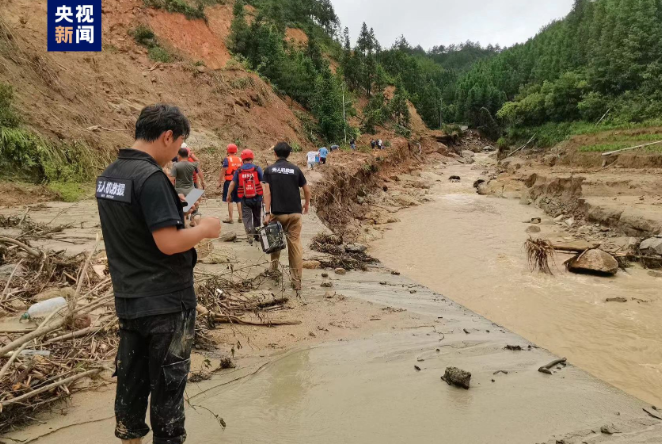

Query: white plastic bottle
[{"left": 25, "top": 297, "right": 67, "bottom": 319}]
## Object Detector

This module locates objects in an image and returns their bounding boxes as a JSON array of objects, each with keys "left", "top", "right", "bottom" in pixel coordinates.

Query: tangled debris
[
  {"left": 309, "top": 234, "right": 377, "bottom": 271},
  {"left": 0, "top": 234, "right": 114, "bottom": 433}
]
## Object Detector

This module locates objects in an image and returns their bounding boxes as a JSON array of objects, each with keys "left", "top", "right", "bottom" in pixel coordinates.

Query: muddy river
[{"left": 371, "top": 160, "right": 662, "bottom": 407}]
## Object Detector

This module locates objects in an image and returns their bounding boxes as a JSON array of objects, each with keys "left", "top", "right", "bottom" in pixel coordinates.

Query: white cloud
[{"left": 332, "top": 0, "right": 575, "bottom": 49}]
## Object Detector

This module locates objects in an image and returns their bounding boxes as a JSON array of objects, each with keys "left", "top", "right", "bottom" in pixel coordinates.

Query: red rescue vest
[
  {"left": 237, "top": 167, "right": 263, "bottom": 199},
  {"left": 225, "top": 155, "right": 242, "bottom": 181}
]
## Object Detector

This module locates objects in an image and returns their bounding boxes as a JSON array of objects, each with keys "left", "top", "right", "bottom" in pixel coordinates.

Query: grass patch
[
  {"left": 578, "top": 139, "right": 662, "bottom": 153},
  {"left": 143, "top": 0, "right": 206, "bottom": 20},
  {"left": 47, "top": 182, "right": 95, "bottom": 202},
  {"left": 0, "top": 82, "right": 107, "bottom": 198},
  {"left": 130, "top": 25, "right": 177, "bottom": 63},
  {"left": 507, "top": 119, "right": 662, "bottom": 148},
  {"left": 148, "top": 46, "right": 173, "bottom": 63}
]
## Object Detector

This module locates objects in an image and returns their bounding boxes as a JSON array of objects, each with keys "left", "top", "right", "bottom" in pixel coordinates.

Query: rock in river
[
  {"left": 441, "top": 367, "right": 471, "bottom": 390},
  {"left": 567, "top": 249, "right": 619, "bottom": 276},
  {"left": 345, "top": 243, "right": 367, "bottom": 254},
  {"left": 640, "top": 237, "right": 662, "bottom": 256}
]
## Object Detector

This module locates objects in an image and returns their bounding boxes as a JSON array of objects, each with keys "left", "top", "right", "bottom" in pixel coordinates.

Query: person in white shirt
[{"left": 306, "top": 151, "right": 318, "bottom": 169}]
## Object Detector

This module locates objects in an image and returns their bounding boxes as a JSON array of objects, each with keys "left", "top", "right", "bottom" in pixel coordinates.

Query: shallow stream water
[{"left": 371, "top": 163, "right": 662, "bottom": 407}]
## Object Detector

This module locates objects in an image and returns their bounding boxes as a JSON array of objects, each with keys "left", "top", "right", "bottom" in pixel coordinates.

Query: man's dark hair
[
  {"left": 178, "top": 148, "right": 189, "bottom": 158},
  {"left": 274, "top": 142, "right": 292, "bottom": 159},
  {"left": 135, "top": 104, "right": 190, "bottom": 142}
]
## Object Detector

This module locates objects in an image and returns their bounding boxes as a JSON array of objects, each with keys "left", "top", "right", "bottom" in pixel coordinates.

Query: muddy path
[{"left": 370, "top": 154, "right": 662, "bottom": 407}]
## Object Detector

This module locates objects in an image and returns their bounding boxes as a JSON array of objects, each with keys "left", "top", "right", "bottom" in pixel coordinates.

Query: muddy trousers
[
  {"left": 270, "top": 213, "right": 303, "bottom": 290},
  {"left": 115, "top": 309, "right": 196, "bottom": 444},
  {"left": 241, "top": 197, "right": 262, "bottom": 243}
]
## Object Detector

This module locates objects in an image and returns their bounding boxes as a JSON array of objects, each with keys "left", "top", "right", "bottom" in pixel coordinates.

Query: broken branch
[{"left": 538, "top": 357, "right": 567, "bottom": 375}]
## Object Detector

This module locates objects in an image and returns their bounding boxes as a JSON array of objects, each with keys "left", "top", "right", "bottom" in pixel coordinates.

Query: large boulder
[
  {"left": 567, "top": 249, "right": 619, "bottom": 276},
  {"left": 640, "top": 237, "right": 662, "bottom": 256},
  {"left": 460, "top": 151, "right": 475, "bottom": 164}
]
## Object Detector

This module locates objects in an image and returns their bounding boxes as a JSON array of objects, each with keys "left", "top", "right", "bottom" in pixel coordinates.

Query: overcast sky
[{"left": 332, "top": 0, "right": 575, "bottom": 50}]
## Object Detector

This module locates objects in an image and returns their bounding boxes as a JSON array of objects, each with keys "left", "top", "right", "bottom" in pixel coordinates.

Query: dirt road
[{"left": 371, "top": 154, "right": 662, "bottom": 407}]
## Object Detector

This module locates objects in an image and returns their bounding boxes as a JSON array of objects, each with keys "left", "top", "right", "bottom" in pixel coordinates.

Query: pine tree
[{"left": 229, "top": 0, "right": 249, "bottom": 54}]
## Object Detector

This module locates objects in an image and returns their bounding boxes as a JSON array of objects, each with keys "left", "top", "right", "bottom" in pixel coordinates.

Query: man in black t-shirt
[
  {"left": 263, "top": 142, "right": 311, "bottom": 291},
  {"left": 96, "top": 104, "right": 221, "bottom": 444}
]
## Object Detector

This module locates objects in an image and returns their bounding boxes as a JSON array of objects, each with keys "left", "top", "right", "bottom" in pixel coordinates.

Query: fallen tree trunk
[
  {"left": 538, "top": 357, "right": 567, "bottom": 375},
  {"left": 602, "top": 140, "right": 662, "bottom": 157},
  {"left": 256, "top": 297, "right": 289, "bottom": 309},
  {"left": 212, "top": 314, "right": 301, "bottom": 327},
  {"left": 0, "top": 236, "right": 43, "bottom": 258}
]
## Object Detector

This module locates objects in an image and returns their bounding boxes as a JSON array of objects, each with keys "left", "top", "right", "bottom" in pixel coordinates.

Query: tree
[
  {"left": 313, "top": 67, "right": 346, "bottom": 142},
  {"left": 390, "top": 80, "right": 411, "bottom": 128},
  {"left": 229, "top": 0, "right": 249, "bottom": 54}
]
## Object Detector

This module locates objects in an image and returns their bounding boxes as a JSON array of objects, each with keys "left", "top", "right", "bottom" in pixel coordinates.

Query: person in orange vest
[
  {"left": 227, "top": 149, "right": 264, "bottom": 245},
  {"left": 218, "top": 144, "right": 243, "bottom": 224}
]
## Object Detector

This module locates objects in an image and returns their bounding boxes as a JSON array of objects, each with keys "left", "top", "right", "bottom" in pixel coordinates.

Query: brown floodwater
[{"left": 370, "top": 161, "right": 662, "bottom": 407}]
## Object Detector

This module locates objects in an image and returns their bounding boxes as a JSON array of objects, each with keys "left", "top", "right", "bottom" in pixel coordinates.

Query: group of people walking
[{"left": 96, "top": 104, "right": 310, "bottom": 444}]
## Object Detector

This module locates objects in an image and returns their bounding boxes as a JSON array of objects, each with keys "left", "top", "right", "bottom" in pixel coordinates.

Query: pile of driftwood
[
  {"left": 196, "top": 274, "right": 299, "bottom": 329},
  {"left": 0, "top": 229, "right": 115, "bottom": 433},
  {"left": 309, "top": 234, "right": 376, "bottom": 271}
]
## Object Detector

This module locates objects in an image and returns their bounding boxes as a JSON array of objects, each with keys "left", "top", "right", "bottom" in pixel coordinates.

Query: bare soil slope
[{"left": 0, "top": 0, "right": 312, "bottom": 160}]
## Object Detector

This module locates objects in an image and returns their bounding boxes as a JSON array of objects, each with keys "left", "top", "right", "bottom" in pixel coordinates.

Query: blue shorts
[{"left": 222, "top": 180, "right": 240, "bottom": 203}]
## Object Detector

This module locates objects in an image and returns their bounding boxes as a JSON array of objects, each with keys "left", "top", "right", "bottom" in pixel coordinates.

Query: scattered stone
[
  {"left": 379, "top": 281, "right": 387, "bottom": 285},
  {"left": 302, "top": 260, "right": 321, "bottom": 270},
  {"left": 0, "top": 263, "right": 26, "bottom": 280},
  {"left": 391, "top": 270, "right": 401, "bottom": 275},
  {"left": 463, "top": 328, "right": 470, "bottom": 334},
  {"left": 606, "top": 297, "right": 627, "bottom": 303},
  {"left": 324, "top": 291, "right": 335, "bottom": 299},
  {"left": 33, "top": 286, "right": 75, "bottom": 302},
  {"left": 449, "top": 175, "right": 461, "bottom": 183},
  {"left": 441, "top": 367, "right": 471, "bottom": 389},
  {"left": 334, "top": 268, "right": 347, "bottom": 275},
  {"left": 8, "top": 299, "right": 28, "bottom": 311},
  {"left": 196, "top": 65, "right": 206, "bottom": 73},
  {"left": 308, "top": 331, "right": 316, "bottom": 338},
  {"left": 600, "top": 424, "right": 620, "bottom": 435},
  {"left": 321, "top": 273, "right": 329, "bottom": 278},
  {"left": 345, "top": 243, "right": 368, "bottom": 254},
  {"left": 524, "top": 217, "right": 542, "bottom": 224},
  {"left": 565, "top": 217, "right": 575, "bottom": 227},
  {"left": 526, "top": 226, "right": 541, "bottom": 234},
  {"left": 640, "top": 237, "right": 662, "bottom": 256},
  {"left": 321, "top": 282, "right": 333, "bottom": 288},
  {"left": 491, "top": 379, "right": 495, "bottom": 383},
  {"left": 567, "top": 249, "right": 619, "bottom": 276},
  {"left": 409, "top": 290, "right": 417, "bottom": 294},
  {"left": 505, "top": 345, "right": 523, "bottom": 351},
  {"left": 493, "top": 370, "right": 509, "bottom": 375},
  {"left": 414, "top": 365, "right": 421, "bottom": 371},
  {"left": 417, "top": 358, "right": 424, "bottom": 362},
  {"left": 220, "top": 232, "right": 237, "bottom": 242}
]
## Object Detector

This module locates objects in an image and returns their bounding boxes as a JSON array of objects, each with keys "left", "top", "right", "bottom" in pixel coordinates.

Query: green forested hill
[
  {"left": 229, "top": 0, "right": 662, "bottom": 145},
  {"left": 449, "top": 0, "right": 662, "bottom": 141}
]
